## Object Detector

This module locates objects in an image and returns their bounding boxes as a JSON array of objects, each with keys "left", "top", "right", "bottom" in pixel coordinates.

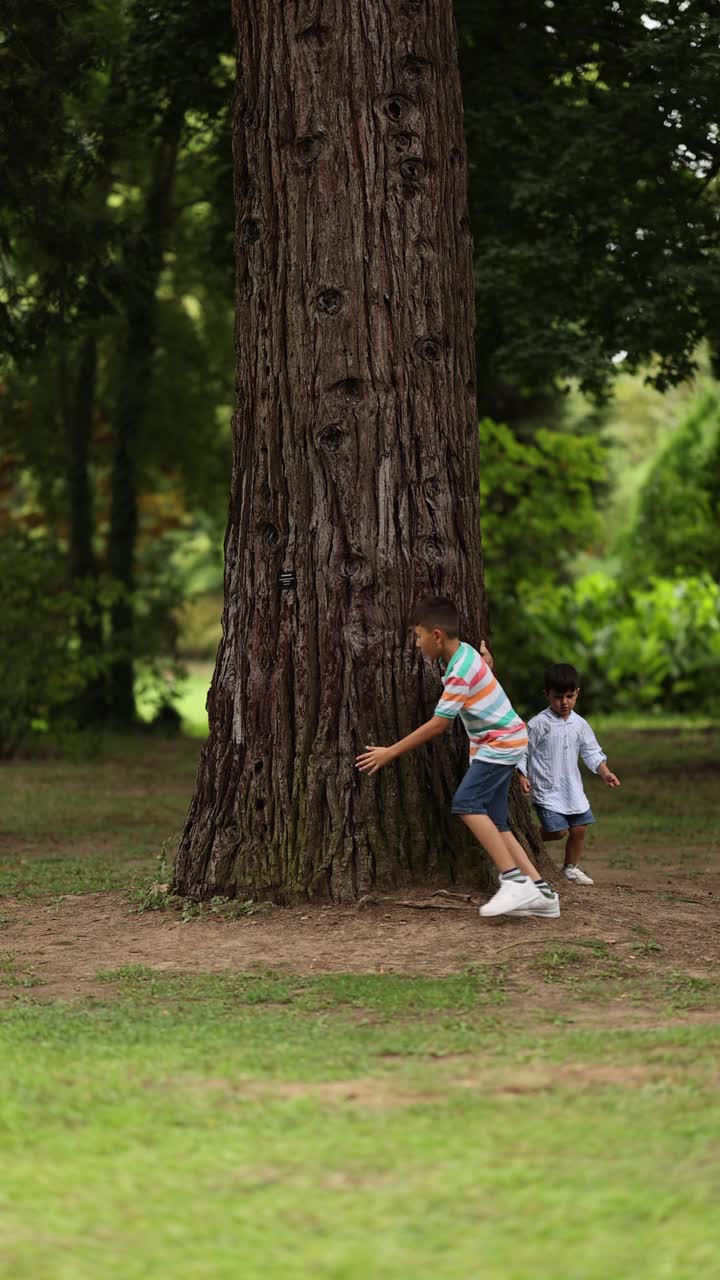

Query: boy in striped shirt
[{"left": 356, "top": 598, "right": 560, "bottom": 919}]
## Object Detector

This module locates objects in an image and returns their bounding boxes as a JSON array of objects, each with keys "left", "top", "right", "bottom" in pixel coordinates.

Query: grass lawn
[
  {"left": 0, "top": 723, "right": 718, "bottom": 1277},
  {"left": 0, "top": 737, "right": 198, "bottom": 898},
  {"left": 2, "top": 971, "right": 719, "bottom": 1280}
]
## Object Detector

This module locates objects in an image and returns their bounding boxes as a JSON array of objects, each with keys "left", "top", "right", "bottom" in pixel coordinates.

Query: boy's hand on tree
[
  {"left": 356, "top": 746, "right": 394, "bottom": 775},
  {"left": 518, "top": 774, "right": 531, "bottom": 795},
  {"left": 479, "top": 639, "right": 494, "bottom": 669}
]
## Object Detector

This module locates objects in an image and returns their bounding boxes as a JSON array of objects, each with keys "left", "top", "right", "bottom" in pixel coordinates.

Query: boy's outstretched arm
[{"left": 356, "top": 717, "right": 449, "bottom": 775}]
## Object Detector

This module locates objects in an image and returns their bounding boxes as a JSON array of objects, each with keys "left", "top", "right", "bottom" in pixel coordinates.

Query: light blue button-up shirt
[{"left": 517, "top": 708, "right": 607, "bottom": 814}]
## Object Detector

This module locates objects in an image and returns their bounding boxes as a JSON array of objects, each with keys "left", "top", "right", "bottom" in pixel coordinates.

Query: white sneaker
[
  {"left": 479, "top": 877, "right": 540, "bottom": 918},
  {"left": 563, "top": 864, "right": 594, "bottom": 885},
  {"left": 507, "top": 891, "right": 561, "bottom": 919}
]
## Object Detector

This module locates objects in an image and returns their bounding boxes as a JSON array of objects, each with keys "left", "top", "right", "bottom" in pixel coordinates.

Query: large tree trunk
[
  {"left": 107, "top": 120, "right": 182, "bottom": 726},
  {"left": 175, "top": 0, "right": 546, "bottom": 903}
]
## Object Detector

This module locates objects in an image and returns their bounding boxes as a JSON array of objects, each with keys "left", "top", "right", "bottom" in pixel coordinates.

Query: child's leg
[
  {"left": 500, "top": 829, "right": 543, "bottom": 881},
  {"left": 460, "top": 814, "right": 541, "bottom": 881},
  {"left": 540, "top": 827, "right": 568, "bottom": 844},
  {"left": 564, "top": 824, "right": 588, "bottom": 867}
]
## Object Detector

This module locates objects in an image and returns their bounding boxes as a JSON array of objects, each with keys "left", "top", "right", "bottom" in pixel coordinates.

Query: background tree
[
  {"left": 458, "top": 0, "right": 720, "bottom": 413},
  {"left": 0, "top": 0, "right": 234, "bottom": 727}
]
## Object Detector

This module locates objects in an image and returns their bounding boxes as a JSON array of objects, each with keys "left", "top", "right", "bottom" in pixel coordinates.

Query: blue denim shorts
[
  {"left": 534, "top": 804, "right": 595, "bottom": 833},
  {"left": 451, "top": 762, "right": 514, "bottom": 831}
]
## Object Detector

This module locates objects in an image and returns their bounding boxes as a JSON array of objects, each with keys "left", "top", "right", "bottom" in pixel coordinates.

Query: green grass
[
  {"left": 1, "top": 728, "right": 719, "bottom": 1276},
  {"left": 2, "top": 973, "right": 720, "bottom": 1279},
  {"left": 583, "top": 727, "right": 718, "bottom": 861},
  {"left": 0, "top": 738, "right": 199, "bottom": 897}
]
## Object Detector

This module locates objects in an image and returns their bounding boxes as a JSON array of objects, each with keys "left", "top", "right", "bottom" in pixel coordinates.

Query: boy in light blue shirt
[{"left": 517, "top": 663, "right": 620, "bottom": 885}]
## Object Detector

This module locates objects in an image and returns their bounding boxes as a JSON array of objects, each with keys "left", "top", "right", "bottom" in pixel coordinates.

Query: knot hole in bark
[
  {"left": 316, "top": 288, "right": 344, "bottom": 317},
  {"left": 341, "top": 555, "right": 369, "bottom": 583},
  {"left": 296, "top": 20, "right": 329, "bottom": 47},
  {"left": 390, "top": 130, "right": 418, "bottom": 154},
  {"left": 416, "top": 237, "right": 436, "bottom": 259},
  {"left": 240, "top": 219, "right": 261, "bottom": 247},
  {"left": 401, "top": 0, "right": 424, "bottom": 15},
  {"left": 328, "top": 377, "right": 365, "bottom": 403},
  {"left": 400, "top": 156, "right": 426, "bottom": 185},
  {"left": 382, "top": 94, "right": 412, "bottom": 123},
  {"left": 317, "top": 422, "right": 345, "bottom": 453},
  {"left": 294, "top": 133, "right": 326, "bottom": 168},
  {"left": 414, "top": 336, "right": 444, "bottom": 364},
  {"left": 258, "top": 522, "right": 280, "bottom": 547},
  {"left": 422, "top": 536, "right": 445, "bottom": 564},
  {"left": 424, "top": 476, "right": 442, "bottom": 501},
  {"left": 401, "top": 55, "right": 431, "bottom": 83}
]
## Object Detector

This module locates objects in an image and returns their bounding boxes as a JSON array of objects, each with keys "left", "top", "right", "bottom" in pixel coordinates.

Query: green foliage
[
  {"left": 480, "top": 417, "right": 608, "bottom": 596},
  {"left": 479, "top": 417, "right": 609, "bottom": 705},
  {"left": 0, "top": 534, "right": 113, "bottom": 756},
  {"left": 623, "top": 392, "right": 720, "bottom": 579},
  {"left": 458, "top": 0, "right": 720, "bottom": 400},
  {"left": 516, "top": 571, "right": 720, "bottom": 716}
]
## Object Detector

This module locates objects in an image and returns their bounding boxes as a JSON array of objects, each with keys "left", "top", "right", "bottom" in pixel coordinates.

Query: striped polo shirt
[{"left": 434, "top": 642, "right": 528, "bottom": 765}]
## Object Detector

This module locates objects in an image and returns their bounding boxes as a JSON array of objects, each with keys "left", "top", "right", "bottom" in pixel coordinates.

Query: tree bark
[
  {"left": 107, "top": 119, "right": 182, "bottom": 725},
  {"left": 175, "top": 0, "right": 547, "bottom": 903}
]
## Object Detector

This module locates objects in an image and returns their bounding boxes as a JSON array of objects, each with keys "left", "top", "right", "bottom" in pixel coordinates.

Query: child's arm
[
  {"left": 516, "top": 724, "right": 533, "bottom": 794},
  {"left": 356, "top": 717, "right": 450, "bottom": 775},
  {"left": 597, "top": 761, "right": 621, "bottom": 788},
  {"left": 580, "top": 723, "right": 620, "bottom": 788}
]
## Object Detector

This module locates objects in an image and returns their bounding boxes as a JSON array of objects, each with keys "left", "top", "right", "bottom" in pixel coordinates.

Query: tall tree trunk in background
[
  {"left": 175, "top": 0, "right": 547, "bottom": 902},
  {"left": 63, "top": 333, "right": 107, "bottom": 724},
  {"left": 107, "top": 118, "right": 182, "bottom": 725}
]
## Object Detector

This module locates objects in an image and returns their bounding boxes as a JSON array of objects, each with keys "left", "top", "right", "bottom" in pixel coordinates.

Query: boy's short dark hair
[
  {"left": 544, "top": 663, "right": 581, "bottom": 693},
  {"left": 412, "top": 597, "right": 460, "bottom": 637}
]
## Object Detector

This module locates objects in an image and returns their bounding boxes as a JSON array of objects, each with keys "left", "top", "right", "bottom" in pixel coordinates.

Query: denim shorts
[
  {"left": 534, "top": 804, "right": 595, "bottom": 833},
  {"left": 451, "top": 761, "right": 514, "bottom": 831}
]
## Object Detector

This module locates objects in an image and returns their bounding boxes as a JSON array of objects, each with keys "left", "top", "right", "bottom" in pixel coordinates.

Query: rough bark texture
[{"left": 175, "top": 0, "right": 548, "bottom": 903}]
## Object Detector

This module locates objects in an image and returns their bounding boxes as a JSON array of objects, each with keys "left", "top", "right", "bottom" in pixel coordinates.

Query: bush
[
  {"left": 502, "top": 571, "right": 720, "bottom": 717},
  {"left": 0, "top": 534, "right": 108, "bottom": 756},
  {"left": 623, "top": 391, "right": 720, "bottom": 581}
]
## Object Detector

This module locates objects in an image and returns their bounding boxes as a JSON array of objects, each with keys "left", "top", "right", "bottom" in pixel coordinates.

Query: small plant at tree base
[
  {"left": 129, "top": 847, "right": 179, "bottom": 914},
  {"left": 180, "top": 896, "right": 273, "bottom": 924}
]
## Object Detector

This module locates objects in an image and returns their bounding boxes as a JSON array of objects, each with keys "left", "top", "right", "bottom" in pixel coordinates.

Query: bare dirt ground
[{"left": 2, "top": 875, "right": 718, "bottom": 1004}]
